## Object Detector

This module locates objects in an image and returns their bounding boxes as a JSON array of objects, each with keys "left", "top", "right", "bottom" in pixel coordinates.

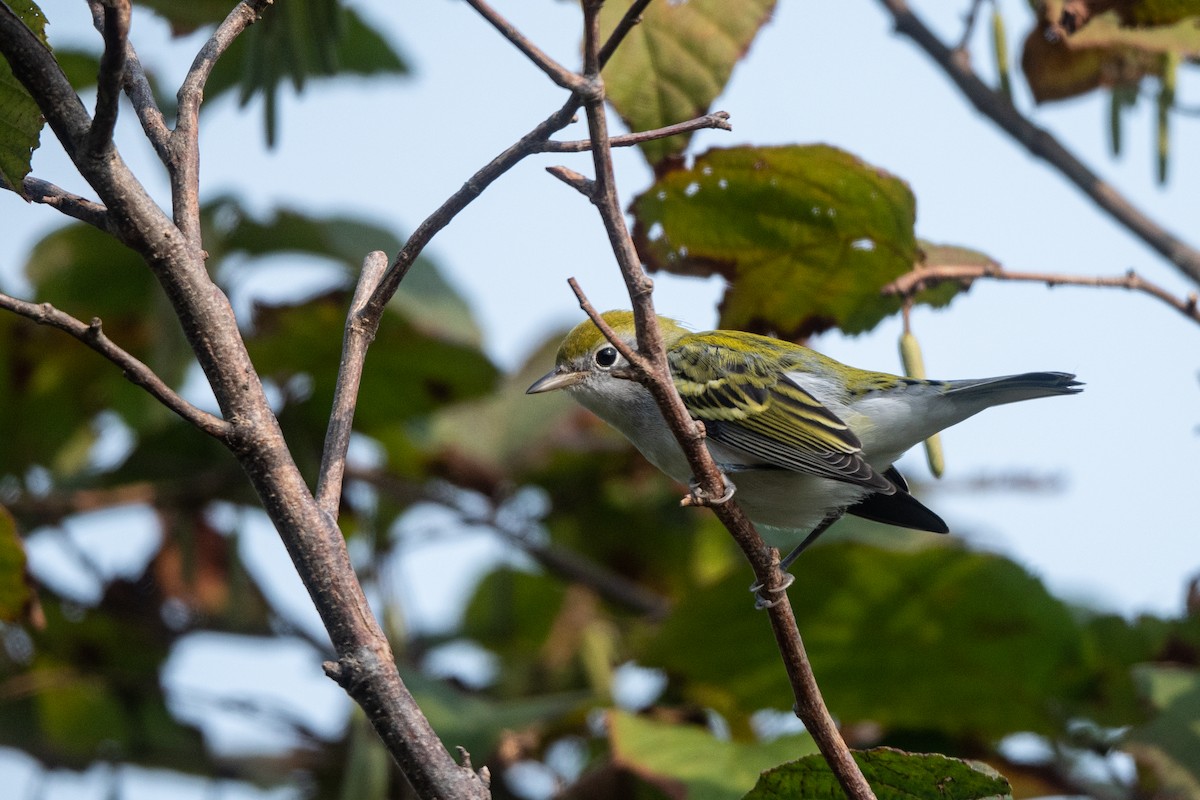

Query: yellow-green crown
[{"left": 556, "top": 310, "right": 689, "bottom": 363}]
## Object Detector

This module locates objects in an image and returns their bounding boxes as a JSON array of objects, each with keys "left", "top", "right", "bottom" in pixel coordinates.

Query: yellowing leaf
[
  {"left": 0, "top": 506, "right": 34, "bottom": 623},
  {"left": 600, "top": 0, "right": 775, "bottom": 166}
]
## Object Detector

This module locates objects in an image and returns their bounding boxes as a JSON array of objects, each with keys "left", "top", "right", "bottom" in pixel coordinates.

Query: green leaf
[
  {"left": 338, "top": 710, "right": 392, "bottom": 800},
  {"left": 404, "top": 671, "right": 588, "bottom": 764},
  {"left": 599, "top": 0, "right": 776, "bottom": 166},
  {"left": 745, "top": 748, "right": 1012, "bottom": 800},
  {"left": 205, "top": 195, "right": 403, "bottom": 265},
  {"left": 633, "top": 145, "right": 918, "bottom": 338},
  {"left": 131, "top": 0, "right": 230, "bottom": 34},
  {"left": 609, "top": 710, "right": 818, "bottom": 800},
  {"left": 203, "top": 196, "right": 479, "bottom": 347},
  {"left": 0, "top": 506, "right": 33, "bottom": 623},
  {"left": 246, "top": 291, "right": 497, "bottom": 476},
  {"left": 644, "top": 543, "right": 1089, "bottom": 738},
  {"left": 0, "top": 0, "right": 48, "bottom": 199},
  {"left": 21, "top": 223, "right": 194, "bottom": 432},
  {"left": 1124, "top": 665, "right": 1200, "bottom": 795},
  {"left": 202, "top": 4, "right": 409, "bottom": 146}
]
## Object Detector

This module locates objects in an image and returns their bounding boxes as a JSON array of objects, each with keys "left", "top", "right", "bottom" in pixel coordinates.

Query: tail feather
[{"left": 945, "top": 372, "right": 1083, "bottom": 405}]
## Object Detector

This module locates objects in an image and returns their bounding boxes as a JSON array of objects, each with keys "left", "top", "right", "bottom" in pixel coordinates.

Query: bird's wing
[{"left": 668, "top": 335, "right": 892, "bottom": 491}]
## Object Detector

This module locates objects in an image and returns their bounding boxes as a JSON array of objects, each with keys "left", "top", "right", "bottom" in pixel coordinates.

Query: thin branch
[
  {"left": 546, "top": 165, "right": 596, "bottom": 196},
  {"left": 316, "top": 251, "right": 389, "bottom": 517},
  {"left": 121, "top": 42, "right": 171, "bottom": 163},
  {"left": 598, "top": 0, "right": 654, "bottom": 66},
  {"left": 16, "top": 176, "right": 111, "bottom": 231},
  {"left": 0, "top": 294, "right": 229, "bottom": 439},
  {"left": 541, "top": 111, "right": 732, "bottom": 152},
  {"left": 883, "top": 262, "right": 1200, "bottom": 326},
  {"left": 567, "top": 1, "right": 875, "bottom": 795},
  {"left": 954, "top": 0, "right": 987, "bottom": 53},
  {"left": 171, "top": 0, "right": 270, "bottom": 247},
  {"left": 357, "top": 0, "right": 660, "bottom": 325},
  {"left": 875, "top": 0, "right": 1200, "bottom": 288},
  {"left": 86, "top": 0, "right": 130, "bottom": 159},
  {"left": 463, "top": 0, "right": 587, "bottom": 93}
]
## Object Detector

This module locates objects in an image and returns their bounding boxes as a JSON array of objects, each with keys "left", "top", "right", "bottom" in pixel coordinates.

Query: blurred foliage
[
  {"left": 1022, "top": 0, "right": 1200, "bottom": 183},
  {"left": 0, "top": 0, "right": 1197, "bottom": 798}
]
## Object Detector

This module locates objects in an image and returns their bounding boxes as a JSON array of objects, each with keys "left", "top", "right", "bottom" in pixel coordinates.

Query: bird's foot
[
  {"left": 750, "top": 572, "right": 795, "bottom": 609},
  {"left": 681, "top": 474, "right": 736, "bottom": 507}
]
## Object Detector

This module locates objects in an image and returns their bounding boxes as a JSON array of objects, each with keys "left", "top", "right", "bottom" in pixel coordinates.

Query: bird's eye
[{"left": 594, "top": 346, "right": 619, "bottom": 369}]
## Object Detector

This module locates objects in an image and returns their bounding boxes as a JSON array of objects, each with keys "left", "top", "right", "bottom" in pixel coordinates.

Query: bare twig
[
  {"left": 464, "top": 0, "right": 587, "bottom": 92},
  {"left": 316, "top": 251, "right": 389, "bottom": 517},
  {"left": 875, "top": 0, "right": 1200, "bottom": 288},
  {"left": 0, "top": 294, "right": 229, "bottom": 438},
  {"left": 565, "top": 2, "right": 873, "bottom": 794},
  {"left": 598, "top": 0, "right": 654, "bottom": 65},
  {"left": 86, "top": 0, "right": 130, "bottom": 158},
  {"left": 546, "top": 165, "right": 596, "bottom": 196},
  {"left": 541, "top": 111, "right": 732, "bottom": 152},
  {"left": 359, "top": 0, "right": 668, "bottom": 326},
  {"left": 883, "top": 262, "right": 1200, "bottom": 326},
  {"left": 17, "top": 176, "right": 111, "bottom": 230},
  {"left": 954, "top": 0, "right": 987, "bottom": 53},
  {"left": 121, "top": 42, "right": 171, "bottom": 163},
  {"left": 171, "top": 0, "right": 270, "bottom": 247}
]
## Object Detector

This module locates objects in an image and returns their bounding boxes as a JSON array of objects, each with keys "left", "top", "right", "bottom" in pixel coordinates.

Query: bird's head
[{"left": 525, "top": 310, "right": 687, "bottom": 398}]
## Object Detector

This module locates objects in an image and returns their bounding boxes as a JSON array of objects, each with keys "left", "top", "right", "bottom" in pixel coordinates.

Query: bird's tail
[{"left": 944, "top": 372, "right": 1083, "bottom": 406}]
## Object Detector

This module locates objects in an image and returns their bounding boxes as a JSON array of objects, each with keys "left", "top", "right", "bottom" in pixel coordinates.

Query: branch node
[
  {"left": 323, "top": 659, "right": 347, "bottom": 686},
  {"left": 547, "top": 165, "right": 597, "bottom": 198}
]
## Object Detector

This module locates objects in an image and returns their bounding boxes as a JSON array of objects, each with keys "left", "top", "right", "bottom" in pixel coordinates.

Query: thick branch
[
  {"left": 0, "top": 8, "right": 489, "bottom": 797},
  {"left": 883, "top": 262, "right": 1200, "bottom": 326},
  {"left": 875, "top": 0, "right": 1200, "bottom": 287},
  {"left": 86, "top": 0, "right": 130, "bottom": 158},
  {"left": 316, "top": 251, "right": 389, "bottom": 516},
  {"left": 0, "top": 293, "right": 229, "bottom": 438},
  {"left": 542, "top": 111, "right": 731, "bottom": 152}
]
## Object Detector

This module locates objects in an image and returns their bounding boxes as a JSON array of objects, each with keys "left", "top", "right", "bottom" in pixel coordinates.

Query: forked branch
[
  {"left": 875, "top": 0, "right": 1200, "bottom": 288},
  {"left": 0, "top": 293, "right": 229, "bottom": 438}
]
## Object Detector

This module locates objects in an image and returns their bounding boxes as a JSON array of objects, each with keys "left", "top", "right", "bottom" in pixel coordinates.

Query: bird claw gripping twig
[
  {"left": 681, "top": 474, "right": 736, "bottom": 507},
  {"left": 751, "top": 572, "right": 795, "bottom": 609}
]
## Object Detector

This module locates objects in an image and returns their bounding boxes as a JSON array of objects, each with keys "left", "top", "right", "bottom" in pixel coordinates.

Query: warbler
[{"left": 527, "top": 311, "right": 1081, "bottom": 567}]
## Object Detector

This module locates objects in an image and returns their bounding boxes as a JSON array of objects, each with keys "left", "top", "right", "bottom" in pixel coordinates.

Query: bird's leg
[
  {"left": 749, "top": 509, "right": 845, "bottom": 608},
  {"left": 681, "top": 473, "right": 736, "bottom": 507},
  {"left": 779, "top": 510, "right": 845, "bottom": 571}
]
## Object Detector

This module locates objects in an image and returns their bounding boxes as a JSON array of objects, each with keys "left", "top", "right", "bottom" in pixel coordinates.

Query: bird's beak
[{"left": 526, "top": 367, "right": 584, "bottom": 394}]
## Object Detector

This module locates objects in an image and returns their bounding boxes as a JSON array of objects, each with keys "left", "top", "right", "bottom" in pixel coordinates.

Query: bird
[{"left": 527, "top": 310, "right": 1082, "bottom": 572}]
